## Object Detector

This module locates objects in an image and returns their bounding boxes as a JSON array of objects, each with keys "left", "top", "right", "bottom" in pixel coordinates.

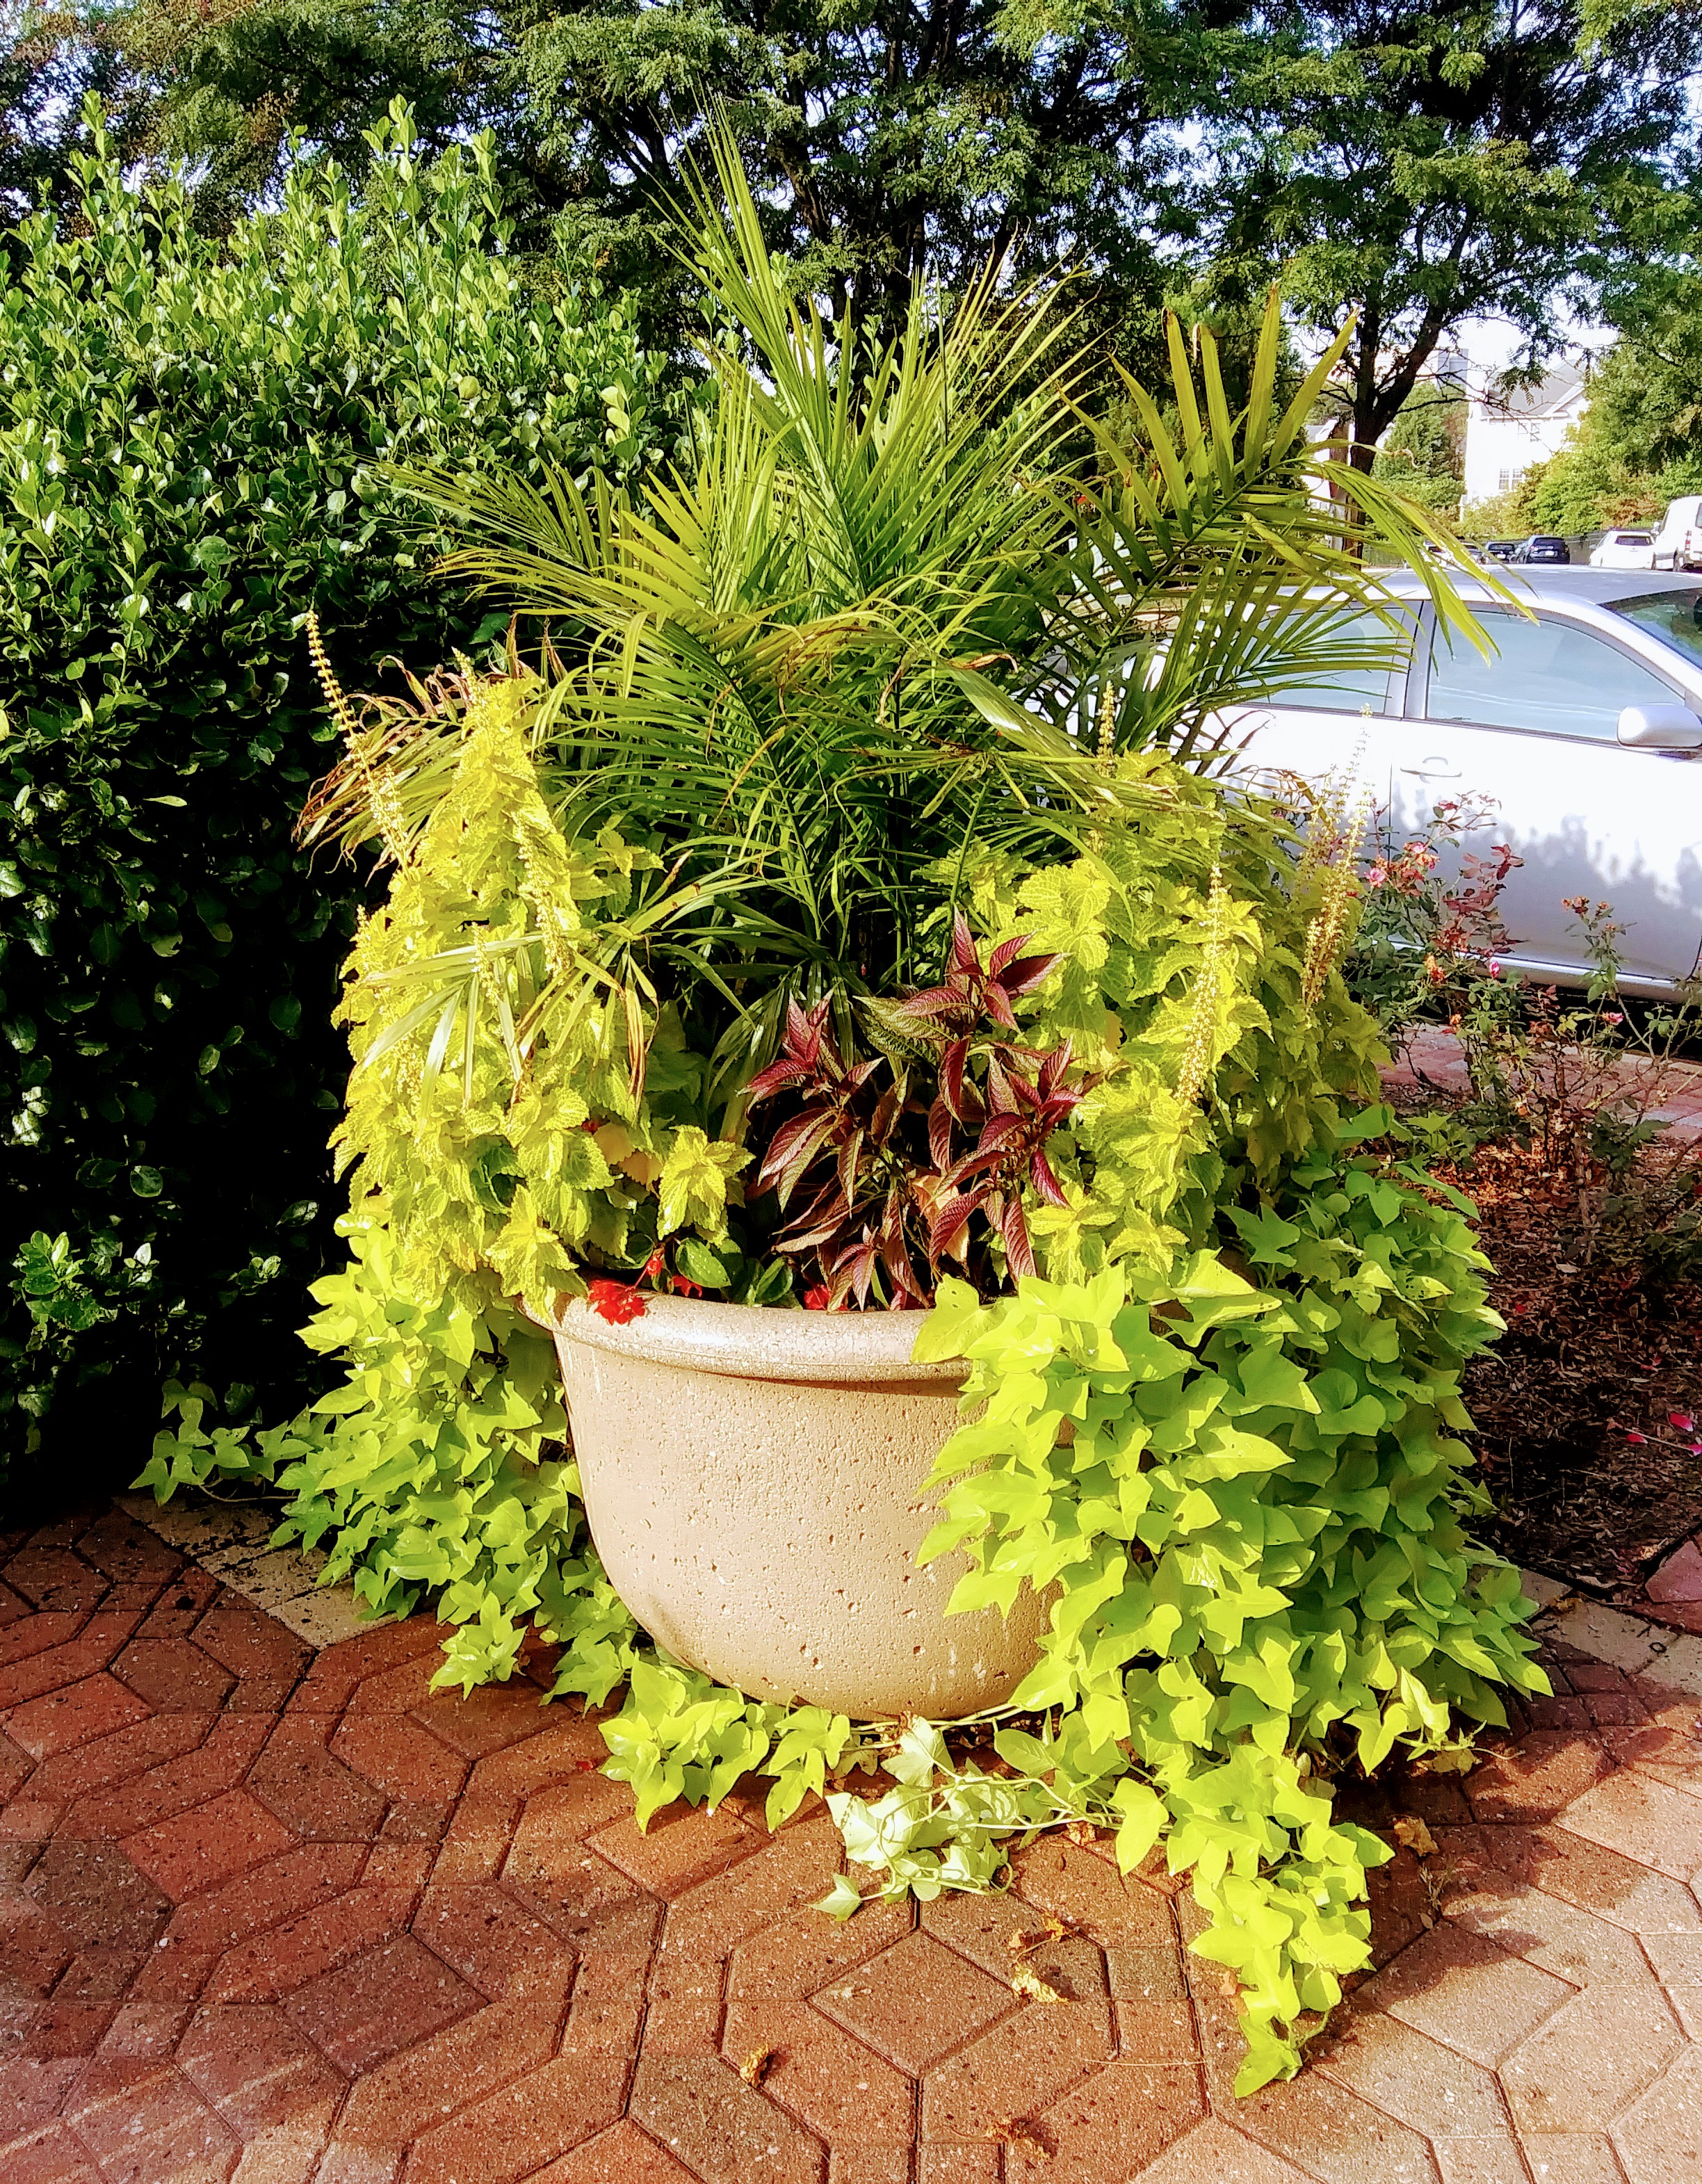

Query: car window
[
  {"left": 1425, "top": 611, "right": 1678, "bottom": 741},
  {"left": 1261, "top": 611, "right": 1410, "bottom": 713},
  {"left": 1610, "top": 590, "right": 1702, "bottom": 673}
]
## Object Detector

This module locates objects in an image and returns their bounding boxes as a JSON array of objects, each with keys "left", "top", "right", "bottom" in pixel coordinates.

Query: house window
[{"left": 1498, "top": 468, "right": 1514, "bottom": 491}]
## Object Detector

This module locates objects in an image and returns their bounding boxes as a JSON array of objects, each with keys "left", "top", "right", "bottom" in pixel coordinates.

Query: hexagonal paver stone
[
  {"left": 1357, "top": 1920, "right": 1576, "bottom": 2067},
  {"left": 1557, "top": 1772, "right": 1702, "bottom": 1886},
  {"left": 407, "top": 2055, "right": 627, "bottom": 2184},
  {"left": 113, "top": 1637, "right": 237, "bottom": 1715},
  {"left": 3, "top": 1548, "right": 111, "bottom": 1613},
  {"left": 721, "top": 1996, "right": 914, "bottom": 2149},
  {"left": 727, "top": 1900, "right": 914, "bottom": 2005},
  {"left": 24, "top": 1836, "right": 170, "bottom": 1950},
  {"left": 1012, "top": 1836, "right": 1177, "bottom": 1948},
  {"left": 5, "top": 1672, "right": 152, "bottom": 1758},
  {"left": 629, "top": 2055, "right": 825, "bottom": 2184},
  {"left": 175, "top": 2000, "right": 346, "bottom": 2137},
  {"left": 920, "top": 1996, "right": 1115, "bottom": 2146},
  {"left": 248, "top": 1723, "right": 387, "bottom": 1841},
  {"left": 122, "top": 1785, "right": 295, "bottom": 1901},
  {"left": 813, "top": 1929, "right": 1016, "bottom": 2076},
  {"left": 592, "top": 1802, "right": 765, "bottom": 1901},
  {"left": 1612, "top": 2042, "right": 1702, "bottom": 2183},
  {"left": 65, "top": 2059, "right": 243, "bottom": 2180},
  {"left": 1007, "top": 2061, "right": 1203, "bottom": 2182},
  {"left": 282, "top": 1934, "right": 484, "bottom": 2073},
  {"left": 1502, "top": 1985, "right": 1685, "bottom": 2137}
]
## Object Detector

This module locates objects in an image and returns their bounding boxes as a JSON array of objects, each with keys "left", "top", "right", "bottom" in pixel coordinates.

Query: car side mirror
[{"left": 1617, "top": 703, "right": 1702, "bottom": 750}]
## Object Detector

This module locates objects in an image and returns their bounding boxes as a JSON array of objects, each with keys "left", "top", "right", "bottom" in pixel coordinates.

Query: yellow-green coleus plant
[
  {"left": 324, "top": 662, "right": 765, "bottom": 1317},
  {"left": 956, "top": 743, "right": 1391, "bottom": 1285}
]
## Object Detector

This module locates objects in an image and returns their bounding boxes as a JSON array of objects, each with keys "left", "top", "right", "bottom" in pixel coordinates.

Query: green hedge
[{"left": 0, "top": 98, "right": 679, "bottom": 1498}]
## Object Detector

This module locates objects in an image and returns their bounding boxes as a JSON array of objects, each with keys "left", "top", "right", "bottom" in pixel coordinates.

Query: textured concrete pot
[{"left": 547, "top": 1294, "right": 1047, "bottom": 1719}]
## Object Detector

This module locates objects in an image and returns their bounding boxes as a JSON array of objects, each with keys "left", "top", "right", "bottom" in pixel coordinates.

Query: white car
[
  {"left": 1589, "top": 529, "right": 1655, "bottom": 570},
  {"left": 1653, "top": 496, "right": 1702, "bottom": 573},
  {"left": 1224, "top": 569, "right": 1702, "bottom": 994}
]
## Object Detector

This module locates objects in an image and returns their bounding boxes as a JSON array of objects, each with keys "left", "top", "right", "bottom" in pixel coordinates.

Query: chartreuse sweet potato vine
[{"left": 138, "top": 132, "right": 1544, "bottom": 2096}]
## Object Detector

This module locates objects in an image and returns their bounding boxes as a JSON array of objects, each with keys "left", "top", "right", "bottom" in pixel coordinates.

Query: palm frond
[{"left": 339, "top": 138, "right": 1492, "bottom": 1076}]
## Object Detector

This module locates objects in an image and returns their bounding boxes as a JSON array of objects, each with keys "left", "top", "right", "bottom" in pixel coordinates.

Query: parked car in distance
[
  {"left": 1482, "top": 539, "right": 1518, "bottom": 560},
  {"left": 1590, "top": 529, "right": 1656, "bottom": 570},
  {"left": 1510, "top": 534, "right": 1571, "bottom": 564},
  {"left": 1219, "top": 569, "right": 1702, "bottom": 994},
  {"left": 1653, "top": 496, "right": 1702, "bottom": 572}
]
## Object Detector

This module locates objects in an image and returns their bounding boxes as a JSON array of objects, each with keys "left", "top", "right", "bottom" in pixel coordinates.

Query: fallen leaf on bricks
[
  {"left": 1006, "top": 1915, "right": 1068, "bottom": 1957},
  {"left": 987, "top": 2116, "right": 1049, "bottom": 2157},
  {"left": 738, "top": 2048, "right": 775, "bottom": 2087}
]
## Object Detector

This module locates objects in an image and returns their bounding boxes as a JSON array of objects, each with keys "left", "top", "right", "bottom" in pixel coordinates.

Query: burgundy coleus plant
[{"left": 745, "top": 918, "right": 1087, "bottom": 1308}]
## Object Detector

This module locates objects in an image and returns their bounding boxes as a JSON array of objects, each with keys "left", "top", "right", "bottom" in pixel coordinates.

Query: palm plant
[{"left": 309, "top": 126, "right": 1480, "bottom": 1132}]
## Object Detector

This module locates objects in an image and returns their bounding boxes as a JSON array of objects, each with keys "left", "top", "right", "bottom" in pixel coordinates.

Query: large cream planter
[{"left": 547, "top": 1295, "right": 1047, "bottom": 1719}]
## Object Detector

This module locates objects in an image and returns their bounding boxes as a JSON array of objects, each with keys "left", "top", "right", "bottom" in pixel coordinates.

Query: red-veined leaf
[
  {"left": 868, "top": 1081, "right": 904, "bottom": 1147},
  {"left": 983, "top": 981, "right": 1019, "bottom": 1031},
  {"left": 836, "top": 1127, "right": 864, "bottom": 1209},
  {"left": 992, "top": 951, "right": 1061, "bottom": 998},
  {"left": 928, "top": 1185, "right": 993, "bottom": 1263},
  {"left": 939, "top": 1036, "right": 969, "bottom": 1119},
  {"left": 757, "top": 1106, "right": 841, "bottom": 1203},
  {"left": 1037, "top": 1038, "right": 1073, "bottom": 1099},
  {"left": 1001, "top": 1196, "right": 1036, "bottom": 1281},
  {"left": 986, "top": 1053, "right": 1016, "bottom": 1113},
  {"left": 927, "top": 1094, "right": 954, "bottom": 1173},
  {"left": 1030, "top": 1149, "right": 1070, "bottom": 1206},
  {"left": 746, "top": 1054, "right": 814, "bottom": 1106},
  {"left": 891, "top": 982, "right": 971, "bottom": 1024}
]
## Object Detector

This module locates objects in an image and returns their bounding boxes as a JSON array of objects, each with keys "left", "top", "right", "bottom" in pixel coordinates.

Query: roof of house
[{"left": 1471, "top": 362, "right": 1587, "bottom": 423}]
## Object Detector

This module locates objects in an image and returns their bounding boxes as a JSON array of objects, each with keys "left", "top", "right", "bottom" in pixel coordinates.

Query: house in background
[{"left": 1459, "top": 363, "right": 1588, "bottom": 507}]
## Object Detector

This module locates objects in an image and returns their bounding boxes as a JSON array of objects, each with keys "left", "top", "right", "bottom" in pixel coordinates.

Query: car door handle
[{"left": 1402, "top": 760, "right": 1461, "bottom": 780}]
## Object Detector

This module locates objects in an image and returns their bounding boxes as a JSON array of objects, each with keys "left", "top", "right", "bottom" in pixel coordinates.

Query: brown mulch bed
[{"left": 1441, "top": 1137, "right": 1702, "bottom": 1597}]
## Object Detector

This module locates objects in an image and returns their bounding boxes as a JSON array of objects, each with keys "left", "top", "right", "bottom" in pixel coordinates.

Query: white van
[{"left": 1653, "top": 496, "right": 1702, "bottom": 572}]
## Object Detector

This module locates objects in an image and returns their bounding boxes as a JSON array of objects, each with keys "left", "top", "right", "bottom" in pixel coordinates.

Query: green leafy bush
[{"left": 0, "top": 97, "right": 676, "bottom": 1488}]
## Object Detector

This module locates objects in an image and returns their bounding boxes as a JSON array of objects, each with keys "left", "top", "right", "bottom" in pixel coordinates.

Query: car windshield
[
  {"left": 1610, "top": 589, "right": 1702, "bottom": 670},
  {"left": 1615, "top": 533, "right": 1652, "bottom": 544}
]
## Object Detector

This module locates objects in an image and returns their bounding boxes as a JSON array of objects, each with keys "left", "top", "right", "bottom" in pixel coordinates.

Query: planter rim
[{"left": 547, "top": 1292, "right": 964, "bottom": 1387}]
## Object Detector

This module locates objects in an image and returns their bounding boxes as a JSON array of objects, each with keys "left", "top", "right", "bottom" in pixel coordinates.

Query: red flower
[
  {"left": 1625, "top": 1430, "right": 1648, "bottom": 1446},
  {"left": 1669, "top": 1413, "right": 1695, "bottom": 1432},
  {"left": 587, "top": 1279, "right": 648, "bottom": 1325},
  {"left": 803, "top": 1285, "right": 832, "bottom": 1311}
]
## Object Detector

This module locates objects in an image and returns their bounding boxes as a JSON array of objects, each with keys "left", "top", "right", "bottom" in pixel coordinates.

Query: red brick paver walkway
[
  {"left": 1641, "top": 1532, "right": 1702, "bottom": 1638},
  {"left": 3, "top": 1506, "right": 1701, "bottom": 2183},
  {"left": 1381, "top": 1023, "right": 1702, "bottom": 1144}
]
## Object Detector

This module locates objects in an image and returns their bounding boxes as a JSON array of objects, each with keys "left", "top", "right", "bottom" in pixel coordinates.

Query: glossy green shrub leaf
[{"left": 0, "top": 97, "right": 681, "bottom": 1490}]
